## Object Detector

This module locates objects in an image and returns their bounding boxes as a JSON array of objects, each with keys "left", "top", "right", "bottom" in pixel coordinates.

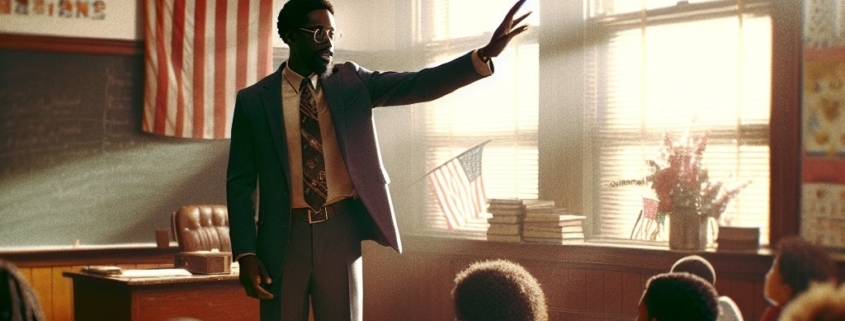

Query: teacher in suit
[{"left": 227, "top": 0, "right": 531, "bottom": 320}]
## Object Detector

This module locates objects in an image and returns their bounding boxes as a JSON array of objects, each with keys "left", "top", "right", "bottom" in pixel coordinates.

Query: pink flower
[{"left": 609, "top": 128, "right": 748, "bottom": 221}]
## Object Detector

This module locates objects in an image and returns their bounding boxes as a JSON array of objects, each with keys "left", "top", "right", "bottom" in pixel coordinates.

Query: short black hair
[
  {"left": 671, "top": 255, "right": 716, "bottom": 285},
  {"left": 452, "top": 259, "right": 548, "bottom": 321},
  {"left": 277, "top": 0, "right": 335, "bottom": 43},
  {"left": 642, "top": 272, "right": 719, "bottom": 321},
  {"left": 776, "top": 236, "right": 837, "bottom": 297}
]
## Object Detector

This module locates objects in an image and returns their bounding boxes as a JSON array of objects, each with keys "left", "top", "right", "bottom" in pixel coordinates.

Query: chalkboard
[{"left": 0, "top": 50, "right": 229, "bottom": 247}]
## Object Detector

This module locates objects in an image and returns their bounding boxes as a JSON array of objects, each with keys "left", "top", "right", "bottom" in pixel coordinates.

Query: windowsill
[
  {"left": 402, "top": 230, "right": 845, "bottom": 261},
  {"left": 399, "top": 231, "right": 778, "bottom": 276},
  {"left": 406, "top": 229, "right": 772, "bottom": 253},
  {"left": 404, "top": 231, "right": 773, "bottom": 254}
]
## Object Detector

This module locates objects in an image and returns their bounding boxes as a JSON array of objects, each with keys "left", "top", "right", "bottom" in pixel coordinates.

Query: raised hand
[{"left": 481, "top": 0, "right": 532, "bottom": 59}]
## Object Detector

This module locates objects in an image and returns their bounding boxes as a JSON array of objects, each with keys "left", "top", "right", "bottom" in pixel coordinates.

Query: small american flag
[
  {"left": 427, "top": 140, "right": 490, "bottom": 230},
  {"left": 643, "top": 197, "right": 659, "bottom": 219},
  {"left": 142, "top": 0, "right": 275, "bottom": 139}
]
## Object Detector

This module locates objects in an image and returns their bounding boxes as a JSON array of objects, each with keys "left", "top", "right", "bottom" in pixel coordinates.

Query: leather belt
[{"left": 291, "top": 198, "right": 355, "bottom": 224}]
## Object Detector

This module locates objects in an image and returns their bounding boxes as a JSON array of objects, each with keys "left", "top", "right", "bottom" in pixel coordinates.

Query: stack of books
[
  {"left": 486, "top": 198, "right": 525, "bottom": 243},
  {"left": 716, "top": 226, "right": 759, "bottom": 251},
  {"left": 522, "top": 205, "right": 586, "bottom": 244},
  {"left": 523, "top": 199, "right": 556, "bottom": 211}
]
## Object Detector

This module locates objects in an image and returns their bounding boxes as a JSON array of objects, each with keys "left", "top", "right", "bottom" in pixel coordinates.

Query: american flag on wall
[
  {"left": 143, "top": 0, "right": 275, "bottom": 139},
  {"left": 427, "top": 140, "right": 490, "bottom": 230}
]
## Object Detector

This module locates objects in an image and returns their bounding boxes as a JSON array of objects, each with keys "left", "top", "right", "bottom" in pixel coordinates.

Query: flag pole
[
  {"left": 423, "top": 139, "right": 492, "bottom": 177},
  {"left": 395, "top": 139, "right": 492, "bottom": 193}
]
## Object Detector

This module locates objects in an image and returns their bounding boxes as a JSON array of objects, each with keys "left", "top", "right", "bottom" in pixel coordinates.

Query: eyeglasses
[{"left": 298, "top": 27, "right": 341, "bottom": 43}]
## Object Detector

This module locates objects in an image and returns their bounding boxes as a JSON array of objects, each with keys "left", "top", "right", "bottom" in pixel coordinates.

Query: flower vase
[{"left": 668, "top": 208, "right": 707, "bottom": 251}]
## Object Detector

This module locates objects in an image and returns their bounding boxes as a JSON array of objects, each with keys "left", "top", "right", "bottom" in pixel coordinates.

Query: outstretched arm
[
  {"left": 351, "top": 1, "right": 532, "bottom": 107},
  {"left": 478, "top": 0, "right": 532, "bottom": 62}
]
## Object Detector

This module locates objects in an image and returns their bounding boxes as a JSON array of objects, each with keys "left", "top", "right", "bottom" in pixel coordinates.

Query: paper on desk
[{"left": 119, "top": 268, "right": 192, "bottom": 278}]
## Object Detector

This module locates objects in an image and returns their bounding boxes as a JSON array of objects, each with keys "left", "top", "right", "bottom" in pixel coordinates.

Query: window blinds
[
  {"left": 412, "top": 0, "right": 541, "bottom": 234},
  {"left": 585, "top": 0, "right": 772, "bottom": 244}
]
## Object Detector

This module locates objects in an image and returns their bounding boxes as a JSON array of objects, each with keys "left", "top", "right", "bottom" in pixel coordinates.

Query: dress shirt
[{"left": 282, "top": 66, "right": 356, "bottom": 209}]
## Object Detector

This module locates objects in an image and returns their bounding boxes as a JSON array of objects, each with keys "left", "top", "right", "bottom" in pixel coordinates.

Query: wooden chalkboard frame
[{"left": 0, "top": 33, "right": 142, "bottom": 56}]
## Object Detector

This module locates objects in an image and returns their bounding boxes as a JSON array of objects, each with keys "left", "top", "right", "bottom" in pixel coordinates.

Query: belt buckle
[{"left": 308, "top": 207, "right": 328, "bottom": 224}]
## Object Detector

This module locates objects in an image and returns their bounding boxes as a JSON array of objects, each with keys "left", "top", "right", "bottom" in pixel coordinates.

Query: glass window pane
[
  {"left": 590, "top": 0, "right": 729, "bottom": 17},
  {"left": 588, "top": 9, "right": 772, "bottom": 245},
  {"left": 412, "top": 0, "right": 540, "bottom": 234}
]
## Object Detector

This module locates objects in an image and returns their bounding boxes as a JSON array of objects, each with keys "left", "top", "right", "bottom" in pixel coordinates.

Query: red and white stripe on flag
[
  {"left": 643, "top": 197, "right": 659, "bottom": 220},
  {"left": 143, "top": 0, "right": 274, "bottom": 139},
  {"left": 427, "top": 142, "right": 489, "bottom": 230}
]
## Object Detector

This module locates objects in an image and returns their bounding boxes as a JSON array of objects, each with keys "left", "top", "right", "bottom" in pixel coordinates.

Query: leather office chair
[{"left": 171, "top": 205, "right": 232, "bottom": 253}]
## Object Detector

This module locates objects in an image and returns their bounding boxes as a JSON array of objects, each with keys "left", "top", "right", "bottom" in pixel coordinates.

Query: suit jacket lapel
[
  {"left": 261, "top": 63, "right": 292, "bottom": 189},
  {"left": 321, "top": 70, "right": 349, "bottom": 161}
]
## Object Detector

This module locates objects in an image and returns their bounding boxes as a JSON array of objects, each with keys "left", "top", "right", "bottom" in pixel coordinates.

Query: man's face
[{"left": 288, "top": 9, "right": 335, "bottom": 76}]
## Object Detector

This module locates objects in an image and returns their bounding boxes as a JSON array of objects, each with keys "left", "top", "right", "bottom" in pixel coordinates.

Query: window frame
[
  {"left": 403, "top": 0, "right": 542, "bottom": 237},
  {"left": 582, "top": 0, "right": 773, "bottom": 243},
  {"left": 537, "top": 0, "right": 801, "bottom": 247}
]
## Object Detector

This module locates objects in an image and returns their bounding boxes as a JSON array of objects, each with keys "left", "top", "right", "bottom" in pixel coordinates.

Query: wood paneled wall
[
  {"left": 2, "top": 245, "right": 177, "bottom": 321},
  {"left": 4, "top": 240, "right": 845, "bottom": 321}
]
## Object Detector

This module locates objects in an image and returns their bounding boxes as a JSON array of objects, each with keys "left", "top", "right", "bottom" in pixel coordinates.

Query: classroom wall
[
  {"left": 4, "top": 239, "right": 790, "bottom": 321},
  {"left": 0, "top": 49, "right": 230, "bottom": 247},
  {"left": 0, "top": 1, "right": 820, "bottom": 321},
  {"left": 361, "top": 239, "right": 777, "bottom": 321},
  {"left": 0, "top": 0, "right": 399, "bottom": 248},
  {"left": 0, "top": 2, "right": 142, "bottom": 40}
]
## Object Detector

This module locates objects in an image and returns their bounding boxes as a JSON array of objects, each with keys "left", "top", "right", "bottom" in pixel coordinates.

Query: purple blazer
[{"left": 227, "top": 51, "right": 488, "bottom": 280}]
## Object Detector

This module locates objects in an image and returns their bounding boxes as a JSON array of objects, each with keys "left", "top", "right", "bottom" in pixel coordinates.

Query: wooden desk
[{"left": 63, "top": 271, "right": 259, "bottom": 321}]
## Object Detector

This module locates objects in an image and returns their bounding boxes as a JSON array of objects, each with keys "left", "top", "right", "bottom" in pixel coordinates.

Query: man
[{"left": 226, "top": 0, "right": 531, "bottom": 320}]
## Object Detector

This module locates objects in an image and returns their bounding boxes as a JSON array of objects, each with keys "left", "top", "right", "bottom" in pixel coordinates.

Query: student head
[
  {"left": 670, "top": 255, "right": 716, "bottom": 286},
  {"left": 277, "top": 0, "right": 337, "bottom": 76},
  {"left": 764, "top": 236, "right": 836, "bottom": 307},
  {"left": 779, "top": 282, "right": 845, "bottom": 321},
  {"left": 452, "top": 259, "right": 548, "bottom": 321},
  {"left": 637, "top": 272, "right": 719, "bottom": 321}
]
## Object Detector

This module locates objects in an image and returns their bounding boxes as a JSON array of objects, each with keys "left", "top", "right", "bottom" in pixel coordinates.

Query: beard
[
  {"left": 319, "top": 63, "right": 333, "bottom": 78},
  {"left": 307, "top": 55, "right": 333, "bottom": 77}
]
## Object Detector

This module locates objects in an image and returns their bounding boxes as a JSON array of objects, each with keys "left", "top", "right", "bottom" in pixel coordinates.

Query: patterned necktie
[{"left": 299, "top": 78, "right": 327, "bottom": 211}]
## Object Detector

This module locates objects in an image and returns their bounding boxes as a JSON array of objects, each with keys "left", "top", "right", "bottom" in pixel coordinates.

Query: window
[
  {"left": 585, "top": 0, "right": 772, "bottom": 244},
  {"left": 408, "top": 0, "right": 541, "bottom": 235}
]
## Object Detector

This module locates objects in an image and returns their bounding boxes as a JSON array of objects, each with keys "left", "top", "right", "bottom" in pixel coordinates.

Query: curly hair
[
  {"left": 642, "top": 272, "right": 719, "bottom": 321},
  {"left": 452, "top": 259, "right": 548, "bottom": 321},
  {"left": 779, "top": 282, "right": 845, "bottom": 321},
  {"left": 276, "top": 0, "right": 335, "bottom": 43},
  {"left": 776, "top": 236, "right": 837, "bottom": 297},
  {"left": 670, "top": 255, "right": 716, "bottom": 285}
]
